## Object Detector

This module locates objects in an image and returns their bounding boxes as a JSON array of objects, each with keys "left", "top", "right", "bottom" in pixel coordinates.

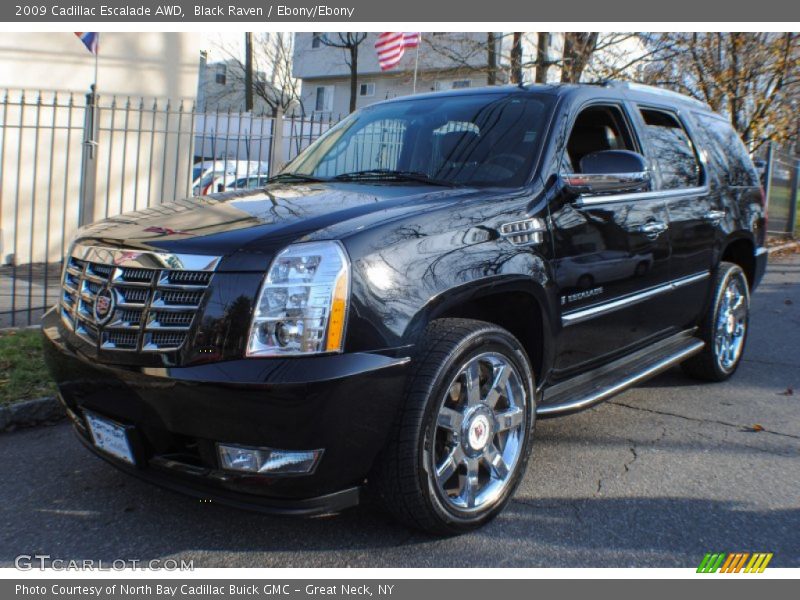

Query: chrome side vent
[{"left": 499, "top": 218, "right": 546, "bottom": 246}]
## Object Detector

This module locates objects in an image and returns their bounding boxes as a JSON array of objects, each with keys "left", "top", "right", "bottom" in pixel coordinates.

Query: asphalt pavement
[{"left": 1, "top": 254, "right": 798, "bottom": 568}]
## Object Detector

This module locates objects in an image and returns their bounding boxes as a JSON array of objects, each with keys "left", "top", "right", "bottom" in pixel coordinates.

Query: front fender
[{"left": 345, "top": 229, "right": 557, "bottom": 352}]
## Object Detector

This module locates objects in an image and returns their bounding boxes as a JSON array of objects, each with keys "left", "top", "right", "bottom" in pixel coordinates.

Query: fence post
[
  {"left": 763, "top": 142, "right": 774, "bottom": 215},
  {"left": 78, "top": 85, "right": 99, "bottom": 226},
  {"left": 269, "top": 109, "right": 284, "bottom": 177},
  {"left": 789, "top": 158, "right": 800, "bottom": 237}
]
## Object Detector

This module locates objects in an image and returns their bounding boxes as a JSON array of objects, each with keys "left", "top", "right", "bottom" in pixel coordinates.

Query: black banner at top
[{"left": 4, "top": 0, "right": 799, "bottom": 22}]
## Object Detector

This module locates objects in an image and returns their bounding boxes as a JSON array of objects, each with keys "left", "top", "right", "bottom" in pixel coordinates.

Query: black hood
[{"left": 75, "top": 182, "right": 481, "bottom": 271}]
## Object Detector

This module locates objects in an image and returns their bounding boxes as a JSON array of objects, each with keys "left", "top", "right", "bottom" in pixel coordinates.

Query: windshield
[{"left": 283, "top": 92, "right": 554, "bottom": 187}]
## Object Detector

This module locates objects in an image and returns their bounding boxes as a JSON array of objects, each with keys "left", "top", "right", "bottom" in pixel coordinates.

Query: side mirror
[{"left": 562, "top": 150, "right": 651, "bottom": 197}]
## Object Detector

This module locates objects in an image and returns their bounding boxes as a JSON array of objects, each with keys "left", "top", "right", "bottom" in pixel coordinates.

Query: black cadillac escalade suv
[{"left": 43, "top": 82, "right": 768, "bottom": 534}]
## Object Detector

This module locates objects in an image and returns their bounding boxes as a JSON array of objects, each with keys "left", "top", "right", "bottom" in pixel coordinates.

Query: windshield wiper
[
  {"left": 267, "top": 172, "right": 327, "bottom": 183},
  {"left": 332, "top": 169, "right": 458, "bottom": 187}
]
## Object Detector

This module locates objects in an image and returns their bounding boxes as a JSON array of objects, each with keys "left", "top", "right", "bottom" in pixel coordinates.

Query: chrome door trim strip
[
  {"left": 574, "top": 184, "right": 709, "bottom": 207},
  {"left": 537, "top": 339, "right": 705, "bottom": 416},
  {"left": 562, "top": 271, "right": 710, "bottom": 326},
  {"left": 71, "top": 243, "right": 222, "bottom": 271}
]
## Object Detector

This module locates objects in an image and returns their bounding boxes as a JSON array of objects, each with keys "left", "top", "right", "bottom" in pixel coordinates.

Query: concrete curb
[{"left": 0, "top": 396, "right": 65, "bottom": 432}]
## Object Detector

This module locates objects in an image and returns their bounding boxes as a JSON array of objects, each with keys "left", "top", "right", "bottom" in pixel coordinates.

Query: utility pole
[
  {"left": 487, "top": 32, "right": 497, "bottom": 85},
  {"left": 245, "top": 32, "right": 254, "bottom": 112}
]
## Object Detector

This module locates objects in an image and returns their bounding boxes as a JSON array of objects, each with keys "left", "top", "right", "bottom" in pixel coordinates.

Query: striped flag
[
  {"left": 74, "top": 32, "right": 99, "bottom": 54},
  {"left": 375, "top": 32, "right": 420, "bottom": 71}
]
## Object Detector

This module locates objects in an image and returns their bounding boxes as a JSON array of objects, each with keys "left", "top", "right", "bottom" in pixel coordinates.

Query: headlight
[{"left": 247, "top": 241, "right": 350, "bottom": 357}]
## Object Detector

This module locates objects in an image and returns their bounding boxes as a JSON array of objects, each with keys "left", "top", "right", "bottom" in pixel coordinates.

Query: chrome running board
[{"left": 537, "top": 334, "right": 705, "bottom": 418}]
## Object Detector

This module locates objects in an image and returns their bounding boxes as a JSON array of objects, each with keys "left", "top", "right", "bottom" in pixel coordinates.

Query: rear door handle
[
  {"left": 639, "top": 221, "right": 668, "bottom": 237},
  {"left": 704, "top": 210, "right": 726, "bottom": 222}
]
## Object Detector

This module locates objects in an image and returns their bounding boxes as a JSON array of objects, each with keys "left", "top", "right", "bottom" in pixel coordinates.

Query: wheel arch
[
  {"left": 719, "top": 234, "right": 756, "bottom": 289},
  {"left": 404, "top": 276, "right": 556, "bottom": 384}
]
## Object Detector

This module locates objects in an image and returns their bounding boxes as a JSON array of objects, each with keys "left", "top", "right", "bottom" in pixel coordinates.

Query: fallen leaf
[{"left": 743, "top": 424, "right": 765, "bottom": 432}]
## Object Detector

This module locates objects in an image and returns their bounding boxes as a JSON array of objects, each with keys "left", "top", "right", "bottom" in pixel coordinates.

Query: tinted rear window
[
  {"left": 639, "top": 108, "right": 701, "bottom": 190},
  {"left": 692, "top": 113, "right": 759, "bottom": 187}
]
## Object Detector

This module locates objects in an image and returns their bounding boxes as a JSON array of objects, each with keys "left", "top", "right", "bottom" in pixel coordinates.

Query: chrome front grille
[{"left": 60, "top": 245, "right": 220, "bottom": 352}]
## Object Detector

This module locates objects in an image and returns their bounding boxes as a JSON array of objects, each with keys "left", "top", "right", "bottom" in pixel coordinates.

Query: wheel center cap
[
  {"left": 467, "top": 414, "right": 492, "bottom": 451},
  {"left": 726, "top": 313, "right": 736, "bottom": 335}
]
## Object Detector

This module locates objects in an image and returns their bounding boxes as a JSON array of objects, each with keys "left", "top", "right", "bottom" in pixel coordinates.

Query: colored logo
[
  {"left": 93, "top": 287, "right": 115, "bottom": 325},
  {"left": 697, "top": 552, "right": 773, "bottom": 573}
]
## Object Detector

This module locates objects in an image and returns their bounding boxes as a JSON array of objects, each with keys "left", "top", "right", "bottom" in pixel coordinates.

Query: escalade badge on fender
[{"left": 93, "top": 288, "right": 115, "bottom": 325}]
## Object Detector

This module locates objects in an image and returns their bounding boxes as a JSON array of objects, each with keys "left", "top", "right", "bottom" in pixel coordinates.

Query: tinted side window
[
  {"left": 639, "top": 109, "right": 701, "bottom": 190},
  {"left": 563, "top": 104, "right": 637, "bottom": 174},
  {"left": 692, "top": 113, "right": 759, "bottom": 187}
]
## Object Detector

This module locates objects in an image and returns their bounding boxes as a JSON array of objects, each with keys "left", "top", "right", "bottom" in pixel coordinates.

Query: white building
[
  {"left": 0, "top": 32, "right": 202, "bottom": 264},
  {"left": 292, "top": 32, "right": 648, "bottom": 117}
]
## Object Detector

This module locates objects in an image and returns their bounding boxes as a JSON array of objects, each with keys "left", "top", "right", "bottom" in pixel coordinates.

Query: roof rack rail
[{"left": 600, "top": 80, "right": 709, "bottom": 108}]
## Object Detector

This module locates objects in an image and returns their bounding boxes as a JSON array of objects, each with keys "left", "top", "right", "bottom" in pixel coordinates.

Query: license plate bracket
[{"left": 84, "top": 411, "right": 136, "bottom": 466}]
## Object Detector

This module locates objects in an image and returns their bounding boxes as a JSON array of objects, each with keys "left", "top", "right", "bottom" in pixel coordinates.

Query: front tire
[
  {"left": 682, "top": 262, "right": 750, "bottom": 382},
  {"left": 369, "top": 318, "right": 535, "bottom": 535}
]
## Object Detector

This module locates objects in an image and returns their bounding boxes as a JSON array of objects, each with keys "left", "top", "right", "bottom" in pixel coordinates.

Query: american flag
[
  {"left": 74, "top": 32, "right": 99, "bottom": 55},
  {"left": 375, "top": 32, "right": 420, "bottom": 71}
]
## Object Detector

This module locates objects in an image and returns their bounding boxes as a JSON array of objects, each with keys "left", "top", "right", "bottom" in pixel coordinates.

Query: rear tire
[
  {"left": 369, "top": 318, "right": 536, "bottom": 535},
  {"left": 681, "top": 262, "right": 750, "bottom": 382}
]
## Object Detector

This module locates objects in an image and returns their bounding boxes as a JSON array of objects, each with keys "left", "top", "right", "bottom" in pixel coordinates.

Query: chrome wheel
[
  {"left": 714, "top": 274, "right": 748, "bottom": 372},
  {"left": 430, "top": 352, "right": 527, "bottom": 513}
]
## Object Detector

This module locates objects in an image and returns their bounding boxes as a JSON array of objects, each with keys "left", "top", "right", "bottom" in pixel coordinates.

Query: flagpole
[
  {"left": 412, "top": 34, "right": 421, "bottom": 94},
  {"left": 93, "top": 33, "right": 99, "bottom": 92}
]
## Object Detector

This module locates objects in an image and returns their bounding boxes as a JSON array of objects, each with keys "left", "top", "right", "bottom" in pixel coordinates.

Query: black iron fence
[
  {"left": 1, "top": 86, "right": 797, "bottom": 328},
  {"left": 762, "top": 143, "right": 800, "bottom": 237},
  {"left": 0, "top": 87, "right": 337, "bottom": 327}
]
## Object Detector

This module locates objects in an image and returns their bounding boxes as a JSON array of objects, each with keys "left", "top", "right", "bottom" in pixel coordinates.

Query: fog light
[{"left": 217, "top": 444, "right": 323, "bottom": 475}]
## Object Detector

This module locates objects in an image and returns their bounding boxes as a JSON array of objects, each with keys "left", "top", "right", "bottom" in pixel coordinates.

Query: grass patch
[{"left": 0, "top": 328, "right": 55, "bottom": 405}]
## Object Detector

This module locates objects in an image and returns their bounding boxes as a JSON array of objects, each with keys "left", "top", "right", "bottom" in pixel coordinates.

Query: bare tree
[
  {"left": 319, "top": 33, "right": 368, "bottom": 113},
  {"left": 534, "top": 33, "right": 551, "bottom": 83},
  {"left": 208, "top": 33, "right": 302, "bottom": 116},
  {"left": 638, "top": 32, "right": 800, "bottom": 150},
  {"left": 561, "top": 33, "right": 600, "bottom": 83},
  {"left": 422, "top": 33, "right": 509, "bottom": 86},
  {"left": 510, "top": 33, "right": 523, "bottom": 84}
]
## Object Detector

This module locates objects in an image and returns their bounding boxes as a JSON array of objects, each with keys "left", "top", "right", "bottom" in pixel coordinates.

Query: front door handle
[
  {"left": 639, "top": 221, "right": 668, "bottom": 238},
  {"left": 704, "top": 210, "right": 726, "bottom": 223}
]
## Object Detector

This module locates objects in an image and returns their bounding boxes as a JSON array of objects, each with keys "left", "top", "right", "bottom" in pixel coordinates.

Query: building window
[
  {"left": 452, "top": 80, "right": 472, "bottom": 89},
  {"left": 359, "top": 83, "right": 375, "bottom": 97},
  {"left": 312, "top": 33, "right": 323, "bottom": 48},
  {"left": 215, "top": 64, "right": 227, "bottom": 86},
  {"left": 315, "top": 86, "right": 334, "bottom": 113}
]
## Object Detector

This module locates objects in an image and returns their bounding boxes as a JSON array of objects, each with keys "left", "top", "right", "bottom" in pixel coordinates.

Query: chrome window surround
[
  {"left": 60, "top": 244, "right": 221, "bottom": 352},
  {"left": 562, "top": 171, "right": 652, "bottom": 196},
  {"left": 573, "top": 184, "right": 709, "bottom": 207},
  {"left": 561, "top": 271, "right": 710, "bottom": 326}
]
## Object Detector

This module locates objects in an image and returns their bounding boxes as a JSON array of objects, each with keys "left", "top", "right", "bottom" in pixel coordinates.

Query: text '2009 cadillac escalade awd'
[{"left": 43, "top": 82, "right": 768, "bottom": 534}]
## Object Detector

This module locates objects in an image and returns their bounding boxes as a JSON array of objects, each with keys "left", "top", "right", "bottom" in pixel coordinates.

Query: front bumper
[{"left": 42, "top": 308, "right": 411, "bottom": 516}]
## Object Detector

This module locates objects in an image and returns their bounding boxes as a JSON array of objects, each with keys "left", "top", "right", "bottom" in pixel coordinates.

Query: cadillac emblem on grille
[{"left": 93, "top": 287, "right": 115, "bottom": 325}]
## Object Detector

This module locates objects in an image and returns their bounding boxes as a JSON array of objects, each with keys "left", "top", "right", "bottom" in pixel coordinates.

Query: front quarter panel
[{"left": 341, "top": 189, "right": 555, "bottom": 353}]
